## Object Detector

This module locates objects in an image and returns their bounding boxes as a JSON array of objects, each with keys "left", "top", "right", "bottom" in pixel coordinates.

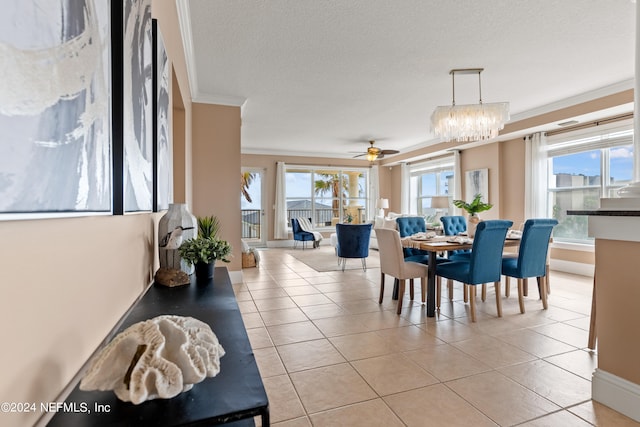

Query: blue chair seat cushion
[
  {"left": 435, "top": 260, "right": 471, "bottom": 283},
  {"left": 501, "top": 257, "right": 519, "bottom": 277}
]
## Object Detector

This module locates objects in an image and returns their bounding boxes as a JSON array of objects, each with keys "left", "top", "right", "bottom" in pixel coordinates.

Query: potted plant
[
  {"left": 179, "top": 215, "right": 231, "bottom": 281},
  {"left": 452, "top": 193, "right": 493, "bottom": 237}
]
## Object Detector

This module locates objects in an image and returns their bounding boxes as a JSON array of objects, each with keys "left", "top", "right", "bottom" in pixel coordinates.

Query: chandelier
[{"left": 431, "top": 68, "right": 509, "bottom": 142}]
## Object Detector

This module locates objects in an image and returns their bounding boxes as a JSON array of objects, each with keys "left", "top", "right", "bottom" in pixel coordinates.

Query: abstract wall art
[
  {"left": 0, "top": 0, "right": 112, "bottom": 217},
  {"left": 153, "top": 19, "right": 173, "bottom": 212}
]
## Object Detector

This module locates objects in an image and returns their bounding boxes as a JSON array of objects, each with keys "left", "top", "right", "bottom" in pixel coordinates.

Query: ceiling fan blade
[
  {"left": 352, "top": 153, "right": 367, "bottom": 158},
  {"left": 380, "top": 149, "right": 400, "bottom": 155}
]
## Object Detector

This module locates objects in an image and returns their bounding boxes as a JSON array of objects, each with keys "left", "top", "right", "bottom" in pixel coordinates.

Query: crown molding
[
  {"left": 193, "top": 93, "right": 247, "bottom": 108},
  {"left": 509, "top": 78, "right": 634, "bottom": 123},
  {"left": 176, "top": 0, "right": 198, "bottom": 100}
]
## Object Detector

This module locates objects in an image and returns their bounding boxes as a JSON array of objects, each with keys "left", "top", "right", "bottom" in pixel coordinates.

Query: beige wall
[
  {"left": 0, "top": 3, "right": 192, "bottom": 426},
  {"left": 192, "top": 103, "right": 242, "bottom": 271}
]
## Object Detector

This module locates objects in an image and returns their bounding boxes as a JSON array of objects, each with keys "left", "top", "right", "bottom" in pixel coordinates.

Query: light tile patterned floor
[{"left": 237, "top": 248, "right": 640, "bottom": 427}]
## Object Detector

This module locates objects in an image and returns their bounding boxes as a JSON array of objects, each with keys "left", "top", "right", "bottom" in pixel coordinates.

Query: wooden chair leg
[
  {"left": 463, "top": 282, "right": 468, "bottom": 303},
  {"left": 588, "top": 273, "right": 597, "bottom": 350},
  {"left": 505, "top": 276, "right": 510, "bottom": 297},
  {"left": 481, "top": 283, "right": 487, "bottom": 302},
  {"left": 546, "top": 264, "right": 551, "bottom": 294},
  {"left": 494, "top": 281, "right": 502, "bottom": 317},
  {"left": 436, "top": 276, "right": 441, "bottom": 309},
  {"left": 379, "top": 273, "right": 385, "bottom": 304},
  {"left": 448, "top": 278, "right": 454, "bottom": 300},
  {"left": 539, "top": 275, "right": 548, "bottom": 310},
  {"left": 468, "top": 285, "right": 477, "bottom": 322},
  {"left": 523, "top": 278, "right": 529, "bottom": 296},
  {"left": 409, "top": 278, "right": 415, "bottom": 301},
  {"left": 421, "top": 276, "right": 427, "bottom": 304},
  {"left": 517, "top": 278, "right": 525, "bottom": 314},
  {"left": 396, "top": 279, "right": 406, "bottom": 315}
]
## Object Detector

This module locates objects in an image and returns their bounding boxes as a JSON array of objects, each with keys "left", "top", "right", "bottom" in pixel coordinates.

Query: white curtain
[
  {"left": 368, "top": 165, "right": 379, "bottom": 220},
  {"left": 453, "top": 150, "right": 463, "bottom": 215},
  {"left": 274, "top": 161, "right": 288, "bottom": 239},
  {"left": 400, "top": 163, "right": 410, "bottom": 213},
  {"left": 524, "top": 133, "right": 548, "bottom": 218}
]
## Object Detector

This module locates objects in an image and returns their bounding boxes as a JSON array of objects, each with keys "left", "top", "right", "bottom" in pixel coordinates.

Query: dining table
[{"left": 401, "top": 234, "right": 522, "bottom": 317}]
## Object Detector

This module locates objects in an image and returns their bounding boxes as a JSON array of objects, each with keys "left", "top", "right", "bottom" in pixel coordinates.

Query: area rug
[{"left": 287, "top": 245, "right": 380, "bottom": 272}]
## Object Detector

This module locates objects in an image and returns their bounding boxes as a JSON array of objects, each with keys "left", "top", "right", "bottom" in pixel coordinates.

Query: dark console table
[{"left": 47, "top": 267, "right": 269, "bottom": 427}]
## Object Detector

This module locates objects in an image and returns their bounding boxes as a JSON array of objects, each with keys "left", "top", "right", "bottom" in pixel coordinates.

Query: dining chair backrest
[
  {"left": 375, "top": 228, "right": 410, "bottom": 279},
  {"left": 440, "top": 215, "right": 470, "bottom": 258},
  {"left": 336, "top": 223, "right": 372, "bottom": 259},
  {"left": 514, "top": 218, "right": 558, "bottom": 278},
  {"left": 467, "top": 220, "right": 513, "bottom": 284},
  {"left": 396, "top": 216, "right": 427, "bottom": 258}
]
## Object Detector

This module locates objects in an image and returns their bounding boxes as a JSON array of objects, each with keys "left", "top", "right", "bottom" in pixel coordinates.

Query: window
[
  {"left": 546, "top": 124, "right": 633, "bottom": 244},
  {"left": 409, "top": 157, "right": 454, "bottom": 223},
  {"left": 285, "top": 166, "right": 369, "bottom": 227}
]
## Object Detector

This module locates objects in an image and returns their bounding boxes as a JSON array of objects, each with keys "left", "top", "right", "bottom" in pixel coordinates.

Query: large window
[
  {"left": 546, "top": 125, "right": 633, "bottom": 244},
  {"left": 409, "top": 158, "right": 454, "bottom": 223},
  {"left": 285, "top": 166, "right": 369, "bottom": 227}
]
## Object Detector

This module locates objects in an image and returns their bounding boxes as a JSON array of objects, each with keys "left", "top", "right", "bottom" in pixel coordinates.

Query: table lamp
[
  {"left": 376, "top": 198, "right": 389, "bottom": 217},
  {"left": 429, "top": 196, "right": 449, "bottom": 223}
]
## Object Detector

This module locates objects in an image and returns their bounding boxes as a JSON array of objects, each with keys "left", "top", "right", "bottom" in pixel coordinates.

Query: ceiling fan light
[
  {"left": 366, "top": 152, "right": 378, "bottom": 162},
  {"left": 431, "top": 102, "right": 510, "bottom": 142}
]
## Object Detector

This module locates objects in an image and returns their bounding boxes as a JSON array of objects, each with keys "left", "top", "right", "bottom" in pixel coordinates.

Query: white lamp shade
[
  {"left": 430, "top": 196, "right": 449, "bottom": 209},
  {"left": 376, "top": 198, "right": 389, "bottom": 209}
]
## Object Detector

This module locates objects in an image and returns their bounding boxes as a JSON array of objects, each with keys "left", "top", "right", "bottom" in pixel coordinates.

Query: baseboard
[
  {"left": 592, "top": 369, "right": 640, "bottom": 422},
  {"left": 549, "top": 259, "right": 594, "bottom": 277}
]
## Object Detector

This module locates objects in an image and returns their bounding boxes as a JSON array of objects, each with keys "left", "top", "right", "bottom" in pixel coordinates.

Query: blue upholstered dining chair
[
  {"left": 435, "top": 219, "right": 513, "bottom": 322},
  {"left": 396, "top": 216, "right": 430, "bottom": 263},
  {"left": 440, "top": 215, "right": 471, "bottom": 260},
  {"left": 291, "top": 218, "right": 315, "bottom": 249},
  {"left": 502, "top": 218, "right": 558, "bottom": 314},
  {"left": 335, "top": 223, "right": 373, "bottom": 271}
]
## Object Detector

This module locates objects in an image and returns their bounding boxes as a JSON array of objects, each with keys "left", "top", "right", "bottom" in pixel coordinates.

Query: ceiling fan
[{"left": 352, "top": 140, "right": 400, "bottom": 161}]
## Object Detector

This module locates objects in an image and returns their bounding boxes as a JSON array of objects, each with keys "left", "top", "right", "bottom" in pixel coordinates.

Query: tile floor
[{"left": 236, "top": 248, "right": 640, "bottom": 427}]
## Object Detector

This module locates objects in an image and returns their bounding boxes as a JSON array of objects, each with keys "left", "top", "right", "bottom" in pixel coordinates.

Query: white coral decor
[{"left": 80, "top": 315, "right": 225, "bottom": 404}]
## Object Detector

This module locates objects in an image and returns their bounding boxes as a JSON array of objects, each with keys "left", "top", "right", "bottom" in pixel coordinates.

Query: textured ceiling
[{"left": 184, "top": 0, "right": 635, "bottom": 160}]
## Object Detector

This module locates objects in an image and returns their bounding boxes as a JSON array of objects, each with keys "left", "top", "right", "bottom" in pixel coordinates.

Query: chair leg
[
  {"left": 517, "top": 278, "right": 525, "bottom": 314},
  {"left": 481, "top": 284, "right": 487, "bottom": 302},
  {"left": 546, "top": 264, "right": 551, "bottom": 294},
  {"left": 468, "top": 285, "right": 477, "bottom": 322},
  {"left": 448, "top": 278, "right": 454, "bottom": 300},
  {"left": 523, "top": 278, "right": 529, "bottom": 296},
  {"left": 494, "top": 281, "right": 502, "bottom": 317},
  {"left": 379, "top": 273, "right": 385, "bottom": 304},
  {"left": 539, "top": 275, "right": 548, "bottom": 310},
  {"left": 463, "top": 283, "right": 468, "bottom": 303},
  {"left": 409, "top": 279, "right": 415, "bottom": 301},
  {"left": 396, "top": 279, "right": 406, "bottom": 315},
  {"left": 588, "top": 273, "right": 597, "bottom": 350},
  {"left": 505, "top": 276, "right": 510, "bottom": 298},
  {"left": 361, "top": 258, "right": 367, "bottom": 271},
  {"left": 436, "top": 276, "right": 441, "bottom": 309},
  {"left": 421, "top": 276, "right": 427, "bottom": 304}
]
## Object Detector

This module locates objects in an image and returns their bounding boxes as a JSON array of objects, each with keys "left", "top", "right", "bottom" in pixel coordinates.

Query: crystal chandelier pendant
[{"left": 431, "top": 69, "right": 510, "bottom": 142}]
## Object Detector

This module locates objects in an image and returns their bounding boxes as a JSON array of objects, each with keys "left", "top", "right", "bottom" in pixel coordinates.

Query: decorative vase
[
  {"left": 158, "top": 203, "right": 197, "bottom": 274},
  {"left": 467, "top": 214, "right": 481, "bottom": 238},
  {"left": 194, "top": 261, "right": 215, "bottom": 281}
]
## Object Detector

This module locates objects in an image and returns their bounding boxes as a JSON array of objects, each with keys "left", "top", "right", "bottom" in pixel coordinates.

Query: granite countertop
[{"left": 567, "top": 210, "right": 640, "bottom": 216}]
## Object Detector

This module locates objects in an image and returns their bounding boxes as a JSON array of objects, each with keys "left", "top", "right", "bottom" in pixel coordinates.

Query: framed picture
[
  {"left": 152, "top": 19, "right": 173, "bottom": 212},
  {"left": 465, "top": 168, "right": 489, "bottom": 202},
  {"left": 0, "top": 1, "right": 112, "bottom": 219},
  {"left": 112, "top": 0, "right": 153, "bottom": 214}
]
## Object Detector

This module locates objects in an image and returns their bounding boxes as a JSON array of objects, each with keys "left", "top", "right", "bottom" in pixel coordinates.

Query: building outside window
[
  {"left": 546, "top": 124, "right": 633, "bottom": 244},
  {"left": 285, "top": 166, "right": 369, "bottom": 227}
]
